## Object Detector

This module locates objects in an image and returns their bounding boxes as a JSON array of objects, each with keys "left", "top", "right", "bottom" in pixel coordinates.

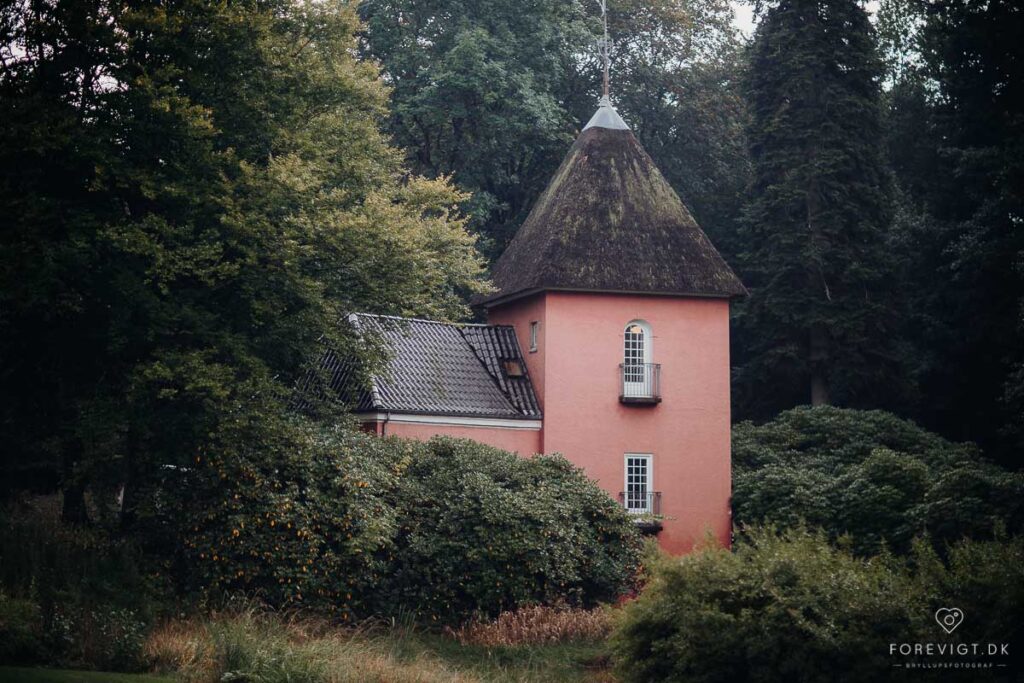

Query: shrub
[
  {"left": 732, "top": 406, "right": 1024, "bottom": 554},
  {"left": 0, "top": 498, "right": 155, "bottom": 613},
  {"left": 912, "top": 534, "right": 1024, "bottom": 665},
  {"left": 0, "top": 592, "right": 45, "bottom": 663},
  {"left": 377, "top": 437, "right": 642, "bottom": 623},
  {"left": 49, "top": 604, "right": 149, "bottom": 671},
  {"left": 173, "top": 421, "right": 406, "bottom": 620},
  {"left": 174, "top": 427, "right": 641, "bottom": 623},
  {"left": 0, "top": 499, "right": 156, "bottom": 669},
  {"left": 610, "top": 526, "right": 1024, "bottom": 683}
]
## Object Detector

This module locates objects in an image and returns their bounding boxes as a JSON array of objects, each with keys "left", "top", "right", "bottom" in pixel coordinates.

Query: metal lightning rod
[{"left": 597, "top": 0, "right": 610, "bottom": 98}]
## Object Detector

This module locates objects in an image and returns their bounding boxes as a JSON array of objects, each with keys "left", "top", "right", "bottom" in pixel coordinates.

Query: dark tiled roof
[
  {"left": 329, "top": 314, "right": 541, "bottom": 420},
  {"left": 480, "top": 121, "right": 746, "bottom": 306}
]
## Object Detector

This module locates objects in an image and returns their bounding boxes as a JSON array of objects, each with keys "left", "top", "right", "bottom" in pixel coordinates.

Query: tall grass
[
  {"left": 444, "top": 605, "right": 612, "bottom": 647},
  {"left": 145, "top": 608, "right": 474, "bottom": 683},
  {"left": 143, "top": 605, "right": 616, "bottom": 683}
]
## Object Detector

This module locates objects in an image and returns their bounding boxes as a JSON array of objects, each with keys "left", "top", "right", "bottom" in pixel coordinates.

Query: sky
[
  {"left": 731, "top": 1, "right": 881, "bottom": 38},
  {"left": 731, "top": 2, "right": 757, "bottom": 38}
]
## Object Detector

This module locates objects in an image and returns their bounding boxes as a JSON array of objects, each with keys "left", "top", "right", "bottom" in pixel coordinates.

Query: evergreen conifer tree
[{"left": 737, "top": 0, "right": 901, "bottom": 412}]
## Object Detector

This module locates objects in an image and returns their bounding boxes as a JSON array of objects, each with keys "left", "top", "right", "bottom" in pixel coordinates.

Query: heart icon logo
[{"left": 935, "top": 607, "right": 964, "bottom": 634}]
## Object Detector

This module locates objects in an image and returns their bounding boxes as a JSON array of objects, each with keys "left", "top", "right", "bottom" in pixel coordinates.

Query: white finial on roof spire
[{"left": 584, "top": 96, "right": 629, "bottom": 130}]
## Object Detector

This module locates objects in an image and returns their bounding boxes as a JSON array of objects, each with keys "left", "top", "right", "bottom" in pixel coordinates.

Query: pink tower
[{"left": 481, "top": 98, "right": 746, "bottom": 553}]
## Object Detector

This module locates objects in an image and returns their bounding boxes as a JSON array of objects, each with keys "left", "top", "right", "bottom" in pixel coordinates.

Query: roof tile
[{"left": 331, "top": 314, "right": 541, "bottom": 420}]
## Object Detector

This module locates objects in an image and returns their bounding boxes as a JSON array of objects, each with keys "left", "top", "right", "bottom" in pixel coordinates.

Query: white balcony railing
[{"left": 619, "top": 363, "right": 661, "bottom": 404}]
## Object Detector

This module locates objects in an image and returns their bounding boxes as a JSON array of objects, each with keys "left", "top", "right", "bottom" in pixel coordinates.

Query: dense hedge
[
  {"left": 611, "top": 527, "right": 1024, "bottom": 683},
  {"left": 733, "top": 406, "right": 1024, "bottom": 554},
  {"left": 174, "top": 420, "right": 406, "bottom": 619},
  {"left": 382, "top": 438, "right": 642, "bottom": 621},
  {"left": 173, "top": 423, "right": 641, "bottom": 623}
]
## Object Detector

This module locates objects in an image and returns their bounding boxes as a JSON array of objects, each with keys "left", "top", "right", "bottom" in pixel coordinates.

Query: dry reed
[{"left": 445, "top": 605, "right": 612, "bottom": 647}]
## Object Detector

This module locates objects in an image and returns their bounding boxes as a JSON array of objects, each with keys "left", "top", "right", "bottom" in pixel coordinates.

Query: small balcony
[
  {"left": 618, "top": 491, "right": 663, "bottom": 534},
  {"left": 619, "top": 363, "right": 661, "bottom": 404}
]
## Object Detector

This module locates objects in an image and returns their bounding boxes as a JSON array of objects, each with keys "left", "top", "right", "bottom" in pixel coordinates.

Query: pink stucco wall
[
  {"left": 485, "top": 294, "right": 548, "bottom": 411},
  {"left": 488, "top": 291, "right": 733, "bottom": 554},
  {"left": 364, "top": 419, "right": 542, "bottom": 456}
]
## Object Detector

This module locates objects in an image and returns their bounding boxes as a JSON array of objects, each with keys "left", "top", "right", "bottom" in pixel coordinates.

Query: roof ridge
[{"left": 352, "top": 312, "right": 498, "bottom": 328}]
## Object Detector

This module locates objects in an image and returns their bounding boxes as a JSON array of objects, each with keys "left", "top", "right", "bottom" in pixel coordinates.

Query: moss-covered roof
[{"left": 481, "top": 114, "right": 746, "bottom": 306}]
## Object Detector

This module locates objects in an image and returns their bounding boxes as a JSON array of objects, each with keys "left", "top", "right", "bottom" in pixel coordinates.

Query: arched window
[{"left": 623, "top": 320, "right": 651, "bottom": 384}]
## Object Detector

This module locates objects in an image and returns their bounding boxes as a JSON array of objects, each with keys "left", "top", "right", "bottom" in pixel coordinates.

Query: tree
[
  {"left": 735, "top": 0, "right": 902, "bottom": 414},
  {"left": 0, "top": 0, "right": 488, "bottom": 523},
  {"left": 359, "top": 0, "right": 750, "bottom": 261},
  {"left": 603, "top": 0, "right": 751, "bottom": 261},
  {"left": 357, "top": 0, "right": 592, "bottom": 257},
  {"left": 912, "top": 0, "right": 1023, "bottom": 459},
  {"left": 872, "top": 0, "right": 1024, "bottom": 464}
]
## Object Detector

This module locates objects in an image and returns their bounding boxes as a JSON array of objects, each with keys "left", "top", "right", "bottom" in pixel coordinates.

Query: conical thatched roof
[{"left": 481, "top": 101, "right": 746, "bottom": 307}]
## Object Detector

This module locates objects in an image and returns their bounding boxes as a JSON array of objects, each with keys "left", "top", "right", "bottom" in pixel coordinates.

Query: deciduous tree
[{"left": 0, "top": 0, "right": 488, "bottom": 523}]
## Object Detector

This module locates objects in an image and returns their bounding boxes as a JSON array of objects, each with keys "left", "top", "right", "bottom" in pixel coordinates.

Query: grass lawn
[
  {"left": 0, "top": 638, "right": 612, "bottom": 683},
  {"left": 389, "top": 634, "right": 614, "bottom": 682},
  {"left": 0, "top": 668, "right": 175, "bottom": 683}
]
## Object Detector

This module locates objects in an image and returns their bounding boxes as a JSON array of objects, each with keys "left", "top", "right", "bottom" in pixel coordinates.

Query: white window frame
[
  {"left": 624, "top": 453, "right": 653, "bottom": 514},
  {"left": 529, "top": 321, "right": 539, "bottom": 353},
  {"left": 623, "top": 320, "right": 652, "bottom": 396}
]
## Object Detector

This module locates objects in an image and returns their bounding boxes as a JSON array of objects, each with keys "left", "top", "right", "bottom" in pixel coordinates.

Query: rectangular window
[
  {"left": 502, "top": 359, "right": 524, "bottom": 377},
  {"left": 529, "top": 321, "right": 538, "bottom": 352},
  {"left": 624, "top": 454, "right": 653, "bottom": 513}
]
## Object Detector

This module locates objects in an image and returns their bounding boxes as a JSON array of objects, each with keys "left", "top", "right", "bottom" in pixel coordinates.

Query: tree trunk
[
  {"left": 809, "top": 323, "right": 831, "bottom": 406},
  {"left": 119, "top": 431, "right": 140, "bottom": 533},
  {"left": 806, "top": 162, "right": 831, "bottom": 406}
]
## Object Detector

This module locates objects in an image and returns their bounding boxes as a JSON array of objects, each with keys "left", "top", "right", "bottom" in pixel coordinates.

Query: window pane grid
[
  {"left": 624, "top": 328, "right": 645, "bottom": 382},
  {"left": 625, "top": 456, "right": 650, "bottom": 512}
]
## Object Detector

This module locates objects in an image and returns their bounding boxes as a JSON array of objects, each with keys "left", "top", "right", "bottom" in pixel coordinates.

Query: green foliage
[
  {"left": 359, "top": 0, "right": 748, "bottom": 258},
  {"left": 732, "top": 407, "right": 1024, "bottom": 554},
  {"left": 173, "top": 429, "right": 640, "bottom": 623},
  {"left": 736, "top": 0, "right": 904, "bottom": 413},
  {"left": 3, "top": 428, "right": 640, "bottom": 641},
  {"left": 0, "top": 0, "right": 488, "bottom": 520},
  {"left": 611, "top": 526, "right": 1024, "bottom": 683},
  {"left": 881, "top": 0, "right": 1024, "bottom": 462},
  {"left": 48, "top": 604, "right": 148, "bottom": 672},
  {"left": 606, "top": 0, "right": 750, "bottom": 260},
  {"left": 0, "top": 504, "right": 155, "bottom": 669},
  {"left": 381, "top": 438, "right": 642, "bottom": 623},
  {"left": 172, "top": 420, "right": 404, "bottom": 620},
  {"left": 0, "top": 593, "right": 45, "bottom": 664},
  {"left": 358, "top": 0, "right": 591, "bottom": 255},
  {"left": 0, "top": 504, "right": 155, "bottom": 604}
]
